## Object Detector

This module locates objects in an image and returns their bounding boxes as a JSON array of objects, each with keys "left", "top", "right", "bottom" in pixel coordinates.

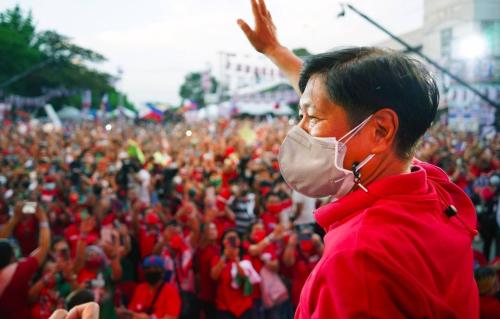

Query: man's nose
[{"left": 298, "top": 118, "right": 310, "bottom": 134}]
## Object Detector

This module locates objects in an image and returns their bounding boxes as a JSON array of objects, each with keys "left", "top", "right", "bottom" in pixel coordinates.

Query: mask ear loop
[
  {"left": 338, "top": 115, "right": 374, "bottom": 145},
  {"left": 352, "top": 154, "right": 375, "bottom": 192}
]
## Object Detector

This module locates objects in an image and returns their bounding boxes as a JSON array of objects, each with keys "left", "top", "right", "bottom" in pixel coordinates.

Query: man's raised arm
[{"left": 237, "top": 0, "right": 303, "bottom": 94}]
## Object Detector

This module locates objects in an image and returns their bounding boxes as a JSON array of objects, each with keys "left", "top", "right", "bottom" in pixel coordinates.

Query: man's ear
[{"left": 369, "top": 108, "right": 399, "bottom": 154}]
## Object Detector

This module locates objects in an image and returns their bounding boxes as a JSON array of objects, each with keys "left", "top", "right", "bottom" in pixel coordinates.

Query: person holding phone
[
  {"left": 125, "top": 255, "right": 181, "bottom": 319},
  {"left": 0, "top": 202, "right": 51, "bottom": 319},
  {"left": 282, "top": 230, "right": 323, "bottom": 309},
  {"left": 210, "top": 229, "right": 253, "bottom": 319}
]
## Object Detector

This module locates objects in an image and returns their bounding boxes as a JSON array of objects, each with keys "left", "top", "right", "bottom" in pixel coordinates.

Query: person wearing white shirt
[{"left": 291, "top": 190, "right": 316, "bottom": 227}]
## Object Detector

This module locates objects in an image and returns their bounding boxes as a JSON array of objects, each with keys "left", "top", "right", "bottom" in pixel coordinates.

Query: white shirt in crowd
[
  {"left": 137, "top": 168, "right": 151, "bottom": 206},
  {"left": 291, "top": 190, "right": 316, "bottom": 225}
]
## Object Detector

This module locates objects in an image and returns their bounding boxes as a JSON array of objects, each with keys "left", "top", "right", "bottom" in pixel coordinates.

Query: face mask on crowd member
[
  {"left": 142, "top": 255, "right": 165, "bottom": 286},
  {"left": 279, "top": 48, "right": 439, "bottom": 199},
  {"left": 250, "top": 223, "right": 267, "bottom": 243},
  {"left": 85, "top": 245, "right": 105, "bottom": 270}
]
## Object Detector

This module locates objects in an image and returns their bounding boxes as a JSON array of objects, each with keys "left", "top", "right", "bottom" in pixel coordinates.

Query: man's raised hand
[
  {"left": 236, "top": 0, "right": 304, "bottom": 93},
  {"left": 237, "top": 0, "right": 281, "bottom": 55}
]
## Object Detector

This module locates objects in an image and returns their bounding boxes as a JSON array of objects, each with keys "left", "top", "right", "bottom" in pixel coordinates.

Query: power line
[
  {"left": 339, "top": 3, "right": 500, "bottom": 111},
  {"left": 0, "top": 58, "right": 53, "bottom": 92}
]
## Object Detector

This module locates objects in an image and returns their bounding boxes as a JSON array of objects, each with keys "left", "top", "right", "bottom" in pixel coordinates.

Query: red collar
[{"left": 315, "top": 165, "right": 429, "bottom": 230}]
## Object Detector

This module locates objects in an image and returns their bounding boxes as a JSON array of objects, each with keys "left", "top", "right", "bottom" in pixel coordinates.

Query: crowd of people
[{"left": 0, "top": 116, "right": 498, "bottom": 319}]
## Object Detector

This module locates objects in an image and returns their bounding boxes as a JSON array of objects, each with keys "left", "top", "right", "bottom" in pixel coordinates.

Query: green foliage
[
  {"left": 0, "top": 5, "right": 133, "bottom": 110},
  {"left": 179, "top": 72, "right": 218, "bottom": 108},
  {"left": 292, "top": 47, "right": 313, "bottom": 59}
]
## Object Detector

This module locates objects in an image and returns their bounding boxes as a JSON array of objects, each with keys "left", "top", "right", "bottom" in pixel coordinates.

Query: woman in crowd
[{"left": 211, "top": 229, "right": 254, "bottom": 319}]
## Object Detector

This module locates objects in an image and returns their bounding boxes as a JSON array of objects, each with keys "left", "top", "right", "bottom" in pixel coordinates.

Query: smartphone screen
[
  {"left": 22, "top": 202, "right": 37, "bottom": 214},
  {"left": 101, "top": 227, "right": 114, "bottom": 244}
]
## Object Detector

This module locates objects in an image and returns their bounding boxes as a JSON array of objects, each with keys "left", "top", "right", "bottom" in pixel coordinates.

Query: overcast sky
[{"left": 1, "top": 0, "right": 423, "bottom": 105}]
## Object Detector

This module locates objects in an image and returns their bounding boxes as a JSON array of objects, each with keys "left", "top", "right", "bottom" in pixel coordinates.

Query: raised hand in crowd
[{"left": 0, "top": 202, "right": 23, "bottom": 238}]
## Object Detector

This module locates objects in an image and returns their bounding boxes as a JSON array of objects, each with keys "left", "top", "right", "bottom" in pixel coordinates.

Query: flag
[
  {"left": 141, "top": 103, "right": 164, "bottom": 122},
  {"left": 238, "top": 123, "right": 257, "bottom": 145},
  {"left": 127, "top": 139, "right": 145, "bottom": 164},
  {"left": 182, "top": 100, "right": 198, "bottom": 112}
]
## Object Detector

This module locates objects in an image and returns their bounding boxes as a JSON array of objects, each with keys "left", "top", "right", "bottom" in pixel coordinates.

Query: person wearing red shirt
[
  {"left": 259, "top": 193, "right": 285, "bottom": 233},
  {"left": 212, "top": 189, "right": 237, "bottom": 242},
  {"left": 196, "top": 222, "right": 220, "bottom": 319},
  {"left": 282, "top": 230, "right": 323, "bottom": 308},
  {"left": 238, "top": 1, "right": 479, "bottom": 317},
  {"left": 13, "top": 213, "right": 38, "bottom": 256},
  {"left": 138, "top": 211, "right": 163, "bottom": 259},
  {"left": 475, "top": 266, "right": 500, "bottom": 319},
  {"left": 126, "top": 255, "right": 181, "bottom": 319},
  {"left": 244, "top": 221, "right": 287, "bottom": 319},
  {"left": 211, "top": 229, "right": 253, "bottom": 319},
  {"left": 0, "top": 203, "right": 51, "bottom": 319}
]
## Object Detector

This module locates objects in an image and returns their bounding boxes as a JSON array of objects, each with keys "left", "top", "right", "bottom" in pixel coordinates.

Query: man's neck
[{"left": 362, "top": 153, "right": 412, "bottom": 187}]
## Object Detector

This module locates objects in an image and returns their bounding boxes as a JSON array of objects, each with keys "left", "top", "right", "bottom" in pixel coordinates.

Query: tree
[
  {"left": 179, "top": 72, "right": 218, "bottom": 108},
  {"left": 0, "top": 5, "right": 134, "bottom": 110},
  {"left": 292, "top": 47, "right": 313, "bottom": 59},
  {"left": 0, "top": 6, "right": 41, "bottom": 87}
]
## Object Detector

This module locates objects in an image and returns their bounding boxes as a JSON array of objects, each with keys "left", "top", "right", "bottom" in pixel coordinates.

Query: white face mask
[{"left": 279, "top": 115, "right": 374, "bottom": 198}]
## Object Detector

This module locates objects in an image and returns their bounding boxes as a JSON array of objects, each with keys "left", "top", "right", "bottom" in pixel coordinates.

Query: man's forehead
[{"left": 299, "top": 75, "right": 329, "bottom": 111}]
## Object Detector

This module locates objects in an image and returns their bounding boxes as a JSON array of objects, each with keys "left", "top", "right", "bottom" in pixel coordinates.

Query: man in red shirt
[
  {"left": 127, "top": 255, "right": 181, "bottom": 319},
  {"left": 238, "top": 1, "right": 479, "bottom": 317},
  {"left": 0, "top": 204, "right": 51, "bottom": 319}
]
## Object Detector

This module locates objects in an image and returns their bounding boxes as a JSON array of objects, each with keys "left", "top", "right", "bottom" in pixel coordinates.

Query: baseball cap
[{"left": 143, "top": 255, "right": 164, "bottom": 269}]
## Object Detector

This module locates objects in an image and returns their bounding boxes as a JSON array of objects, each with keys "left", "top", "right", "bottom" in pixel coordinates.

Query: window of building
[
  {"left": 441, "top": 28, "right": 453, "bottom": 58},
  {"left": 481, "top": 20, "right": 500, "bottom": 57}
]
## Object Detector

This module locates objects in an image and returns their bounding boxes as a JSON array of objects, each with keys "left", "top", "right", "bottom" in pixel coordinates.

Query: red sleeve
[
  {"left": 156, "top": 284, "right": 181, "bottom": 318},
  {"left": 211, "top": 255, "right": 221, "bottom": 267},
  {"left": 128, "top": 284, "right": 144, "bottom": 312},
  {"left": 16, "top": 256, "right": 39, "bottom": 283}
]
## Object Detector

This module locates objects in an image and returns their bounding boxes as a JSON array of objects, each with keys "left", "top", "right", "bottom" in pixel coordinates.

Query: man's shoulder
[{"left": 17, "top": 256, "right": 38, "bottom": 271}]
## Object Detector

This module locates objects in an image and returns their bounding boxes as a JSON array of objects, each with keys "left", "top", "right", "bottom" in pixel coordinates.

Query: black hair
[
  {"left": 220, "top": 227, "right": 241, "bottom": 255},
  {"left": 0, "top": 239, "right": 14, "bottom": 269},
  {"left": 264, "top": 191, "right": 280, "bottom": 201},
  {"left": 51, "top": 236, "right": 67, "bottom": 249},
  {"left": 299, "top": 47, "right": 439, "bottom": 159},
  {"left": 66, "top": 289, "right": 95, "bottom": 310},
  {"left": 221, "top": 227, "right": 239, "bottom": 242},
  {"left": 474, "top": 266, "right": 496, "bottom": 282}
]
